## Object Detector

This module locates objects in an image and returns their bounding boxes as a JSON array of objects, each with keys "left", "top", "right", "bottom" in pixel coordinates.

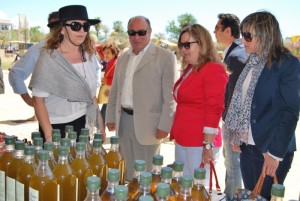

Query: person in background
[
  {"left": 170, "top": 24, "right": 228, "bottom": 181},
  {"left": 224, "top": 11, "right": 300, "bottom": 199},
  {"left": 98, "top": 44, "right": 119, "bottom": 128},
  {"left": 106, "top": 16, "right": 177, "bottom": 180},
  {"left": 29, "top": 5, "right": 105, "bottom": 141},
  {"left": 214, "top": 13, "right": 248, "bottom": 199},
  {"left": 9, "top": 11, "right": 59, "bottom": 121}
]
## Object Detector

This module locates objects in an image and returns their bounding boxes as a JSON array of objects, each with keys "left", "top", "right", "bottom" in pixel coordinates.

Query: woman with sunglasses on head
[
  {"left": 224, "top": 11, "right": 300, "bottom": 199},
  {"left": 29, "top": 5, "right": 105, "bottom": 142},
  {"left": 170, "top": 24, "right": 228, "bottom": 181}
]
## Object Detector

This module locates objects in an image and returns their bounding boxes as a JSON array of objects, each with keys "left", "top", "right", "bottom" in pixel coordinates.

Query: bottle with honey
[
  {"left": 271, "top": 184, "right": 285, "bottom": 201},
  {"left": 31, "top": 132, "right": 41, "bottom": 144},
  {"left": 128, "top": 160, "right": 146, "bottom": 201},
  {"left": 65, "top": 125, "right": 74, "bottom": 138},
  {"left": 84, "top": 176, "right": 101, "bottom": 201},
  {"left": 114, "top": 185, "right": 128, "bottom": 201},
  {"left": 68, "top": 131, "right": 77, "bottom": 158},
  {"left": 52, "top": 132, "right": 61, "bottom": 162},
  {"left": 6, "top": 140, "right": 25, "bottom": 201},
  {"left": 160, "top": 167, "right": 176, "bottom": 200},
  {"left": 61, "top": 138, "right": 75, "bottom": 164},
  {"left": 132, "top": 172, "right": 155, "bottom": 201},
  {"left": 151, "top": 155, "right": 163, "bottom": 194},
  {"left": 44, "top": 141, "right": 57, "bottom": 170},
  {"left": 101, "top": 168, "right": 120, "bottom": 201},
  {"left": 33, "top": 137, "right": 43, "bottom": 164},
  {"left": 104, "top": 136, "right": 126, "bottom": 185},
  {"left": 16, "top": 146, "right": 36, "bottom": 201},
  {"left": 53, "top": 146, "right": 77, "bottom": 201},
  {"left": 71, "top": 142, "right": 94, "bottom": 201},
  {"left": 81, "top": 128, "right": 93, "bottom": 154},
  {"left": 156, "top": 182, "right": 171, "bottom": 201},
  {"left": 171, "top": 160, "right": 184, "bottom": 196},
  {"left": 175, "top": 176, "right": 193, "bottom": 201},
  {"left": 191, "top": 168, "right": 210, "bottom": 201},
  {"left": 29, "top": 150, "right": 58, "bottom": 201},
  {"left": 79, "top": 135, "right": 92, "bottom": 159},
  {"left": 0, "top": 135, "right": 15, "bottom": 201},
  {"left": 94, "top": 132, "right": 107, "bottom": 156}
]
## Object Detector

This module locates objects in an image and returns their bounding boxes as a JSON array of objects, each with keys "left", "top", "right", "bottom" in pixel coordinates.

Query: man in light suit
[{"left": 106, "top": 16, "right": 177, "bottom": 179}]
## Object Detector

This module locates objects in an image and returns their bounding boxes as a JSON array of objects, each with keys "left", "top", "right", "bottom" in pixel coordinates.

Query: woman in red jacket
[{"left": 170, "top": 24, "right": 228, "bottom": 179}]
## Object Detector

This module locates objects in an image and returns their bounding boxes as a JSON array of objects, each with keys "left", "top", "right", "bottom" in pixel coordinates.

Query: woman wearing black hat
[{"left": 29, "top": 5, "right": 105, "bottom": 142}]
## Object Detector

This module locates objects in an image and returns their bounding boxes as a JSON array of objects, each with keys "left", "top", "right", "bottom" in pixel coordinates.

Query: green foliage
[
  {"left": 113, "top": 21, "right": 124, "bottom": 34},
  {"left": 30, "top": 26, "right": 45, "bottom": 42},
  {"left": 94, "top": 17, "right": 102, "bottom": 39}
]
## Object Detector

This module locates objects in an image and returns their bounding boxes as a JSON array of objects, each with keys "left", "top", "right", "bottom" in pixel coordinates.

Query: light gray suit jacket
[{"left": 106, "top": 43, "right": 177, "bottom": 145}]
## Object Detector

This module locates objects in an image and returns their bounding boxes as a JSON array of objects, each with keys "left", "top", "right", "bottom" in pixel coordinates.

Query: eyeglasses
[
  {"left": 178, "top": 41, "right": 198, "bottom": 50},
  {"left": 127, "top": 29, "right": 148, "bottom": 36},
  {"left": 241, "top": 32, "right": 256, "bottom": 42},
  {"left": 64, "top": 22, "right": 90, "bottom": 32}
]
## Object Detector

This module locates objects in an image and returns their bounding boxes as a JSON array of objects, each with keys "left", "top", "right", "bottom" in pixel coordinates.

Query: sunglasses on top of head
[
  {"left": 178, "top": 41, "right": 198, "bottom": 50},
  {"left": 64, "top": 21, "right": 91, "bottom": 32},
  {"left": 127, "top": 29, "right": 148, "bottom": 36},
  {"left": 241, "top": 32, "right": 256, "bottom": 42}
]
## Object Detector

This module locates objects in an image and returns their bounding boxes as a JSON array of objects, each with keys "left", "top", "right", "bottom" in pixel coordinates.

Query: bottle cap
[
  {"left": 58, "top": 146, "right": 68, "bottom": 156},
  {"left": 15, "top": 140, "right": 25, "bottom": 150},
  {"left": 94, "top": 133, "right": 103, "bottom": 140},
  {"left": 65, "top": 125, "right": 73, "bottom": 133},
  {"left": 180, "top": 175, "right": 193, "bottom": 188},
  {"left": 79, "top": 135, "right": 88, "bottom": 143},
  {"left": 76, "top": 142, "right": 86, "bottom": 151},
  {"left": 194, "top": 168, "right": 206, "bottom": 180},
  {"left": 134, "top": 160, "right": 146, "bottom": 171},
  {"left": 108, "top": 168, "right": 120, "bottom": 182},
  {"left": 44, "top": 142, "right": 54, "bottom": 151},
  {"left": 24, "top": 146, "right": 35, "bottom": 155},
  {"left": 140, "top": 172, "right": 152, "bottom": 185},
  {"left": 52, "top": 129, "right": 61, "bottom": 135},
  {"left": 92, "top": 139, "right": 102, "bottom": 148},
  {"left": 61, "top": 138, "right": 71, "bottom": 147},
  {"left": 114, "top": 185, "right": 128, "bottom": 200},
  {"left": 86, "top": 176, "right": 100, "bottom": 191},
  {"left": 152, "top": 155, "right": 163, "bottom": 165},
  {"left": 5, "top": 135, "right": 15, "bottom": 145},
  {"left": 68, "top": 131, "right": 77, "bottom": 140},
  {"left": 139, "top": 195, "right": 153, "bottom": 201},
  {"left": 110, "top": 136, "right": 119, "bottom": 144},
  {"left": 161, "top": 167, "right": 173, "bottom": 179},
  {"left": 271, "top": 184, "right": 285, "bottom": 197},
  {"left": 33, "top": 137, "right": 43, "bottom": 147},
  {"left": 38, "top": 150, "right": 49, "bottom": 161},
  {"left": 156, "top": 182, "right": 170, "bottom": 197},
  {"left": 80, "top": 128, "right": 89, "bottom": 136},
  {"left": 31, "top": 132, "right": 41, "bottom": 140},
  {"left": 173, "top": 160, "right": 184, "bottom": 172},
  {"left": 52, "top": 133, "right": 61, "bottom": 142}
]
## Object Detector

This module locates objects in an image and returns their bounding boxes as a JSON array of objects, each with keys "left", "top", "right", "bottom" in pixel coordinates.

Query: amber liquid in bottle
[
  {"left": 191, "top": 184, "right": 210, "bottom": 201},
  {"left": 128, "top": 177, "right": 140, "bottom": 200},
  {"left": 171, "top": 178, "right": 181, "bottom": 196},
  {"left": 150, "top": 155, "right": 163, "bottom": 194}
]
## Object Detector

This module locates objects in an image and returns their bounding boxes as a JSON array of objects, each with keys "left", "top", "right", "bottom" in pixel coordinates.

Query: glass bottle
[
  {"left": 175, "top": 176, "right": 193, "bottom": 201},
  {"left": 81, "top": 128, "right": 93, "bottom": 154},
  {"left": 79, "top": 135, "right": 92, "bottom": 159},
  {"left": 0, "top": 135, "right": 15, "bottom": 201},
  {"left": 61, "top": 138, "right": 75, "bottom": 164},
  {"left": 151, "top": 155, "right": 164, "bottom": 194},
  {"left": 53, "top": 146, "right": 77, "bottom": 201},
  {"left": 160, "top": 167, "right": 176, "bottom": 200},
  {"left": 84, "top": 176, "right": 101, "bottom": 201},
  {"left": 104, "top": 136, "right": 126, "bottom": 185},
  {"left": 65, "top": 125, "right": 74, "bottom": 138},
  {"left": 270, "top": 184, "right": 285, "bottom": 201},
  {"left": 128, "top": 160, "right": 146, "bottom": 201},
  {"left": 52, "top": 133, "right": 61, "bottom": 162},
  {"left": 33, "top": 137, "right": 43, "bottom": 164},
  {"left": 29, "top": 150, "right": 58, "bottom": 201},
  {"left": 101, "top": 168, "right": 120, "bottom": 201},
  {"left": 71, "top": 142, "right": 94, "bottom": 201},
  {"left": 156, "top": 182, "right": 171, "bottom": 201},
  {"left": 68, "top": 131, "right": 78, "bottom": 158},
  {"left": 191, "top": 168, "right": 209, "bottom": 201},
  {"left": 31, "top": 131, "right": 41, "bottom": 145},
  {"left": 114, "top": 185, "right": 128, "bottom": 201},
  {"left": 139, "top": 195, "right": 154, "bottom": 201},
  {"left": 171, "top": 160, "right": 184, "bottom": 196},
  {"left": 132, "top": 172, "right": 155, "bottom": 201},
  {"left": 6, "top": 140, "right": 25, "bottom": 201},
  {"left": 94, "top": 132, "right": 107, "bottom": 156},
  {"left": 16, "top": 146, "right": 36, "bottom": 201},
  {"left": 44, "top": 141, "right": 57, "bottom": 170}
]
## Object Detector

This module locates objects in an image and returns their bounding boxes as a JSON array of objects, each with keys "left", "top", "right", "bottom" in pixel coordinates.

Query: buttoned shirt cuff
[
  {"left": 203, "top": 127, "right": 218, "bottom": 135},
  {"left": 267, "top": 151, "right": 283, "bottom": 161}
]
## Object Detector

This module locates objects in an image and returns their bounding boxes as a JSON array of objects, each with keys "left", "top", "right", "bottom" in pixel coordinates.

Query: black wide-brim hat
[{"left": 47, "top": 5, "right": 100, "bottom": 28}]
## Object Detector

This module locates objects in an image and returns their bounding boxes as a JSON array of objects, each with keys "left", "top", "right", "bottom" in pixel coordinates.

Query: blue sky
[{"left": 1, "top": 0, "right": 299, "bottom": 40}]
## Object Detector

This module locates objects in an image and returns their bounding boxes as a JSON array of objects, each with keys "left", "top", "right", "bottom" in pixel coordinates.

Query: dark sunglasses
[
  {"left": 64, "top": 22, "right": 90, "bottom": 32},
  {"left": 127, "top": 29, "right": 148, "bottom": 36},
  {"left": 241, "top": 32, "right": 256, "bottom": 42},
  {"left": 178, "top": 41, "right": 198, "bottom": 50}
]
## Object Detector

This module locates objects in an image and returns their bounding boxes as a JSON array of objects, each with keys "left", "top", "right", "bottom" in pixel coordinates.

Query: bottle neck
[
  {"left": 76, "top": 150, "right": 86, "bottom": 159},
  {"left": 14, "top": 149, "right": 25, "bottom": 158},
  {"left": 133, "top": 170, "right": 143, "bottom": 179},
  {"left": 86, "top": 189, "right": 100, "bottom": 199},
  {"left": 93, "top": 147, "right": 101, "bottom": 154},
  {"left": 53, "top": 142, "right": 60, "bottom": 148},
  {"left": 173, "top": 171, "right": 183, "bottom": 179},
  {"left": 152, "top": 164, "right": 162, "bottom": 174},
  {"left": 36, "top": 160, "right": 53, "bottom": 177},
  {"left": 110, "top": 143, "right": 119, "bottom": 151},
  {"left": 161, "top": 178, "right": 172, "bottom": 184},
  {"left": 5, "top": 144, "right": 14, "bottom": 152},
  {"left": 70, "top": 139, "right": 76, "bottom": 146},
  {"left": 156, "top": 195, "right": 169, "bottom": 201},
  {"left": 180, "top": 187, "right": 192, "bottom": 197},
  {"left": 139, "top": 184, "right": 151, "bottom": 195},
  {"left": 24, "top": 155, "right": 35, "bottom": 163},
  {"left": 193, "top": 178, "right": 205, "bottom": 186},
  {"left": 106, "top": 180, "right": 119, "bottom": 192},
  {"left": 58, "top": 155, "right": 69, "bottom": 164},
  {"left": 271, "top": 196, "right": 284, "bottom": 201}
]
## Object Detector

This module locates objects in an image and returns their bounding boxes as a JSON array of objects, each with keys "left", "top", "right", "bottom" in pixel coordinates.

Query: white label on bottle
[
  {"left": 6, "top": 176, "right": 16, "bottom": 200},
  {"left": 29, "top": 187, "right": 39, "bottom": 201},
  {"left": 75, "top": 178, "right": 78, "bottom": 201},
  {"left": 16, "top": 181, "right": 25, "bottom": 201},
  {"left": 0, "top": 171, "right": 5, "bottom": 201}
]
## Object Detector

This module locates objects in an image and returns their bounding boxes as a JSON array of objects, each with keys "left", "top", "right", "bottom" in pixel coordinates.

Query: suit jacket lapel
[
  {"left": 119, "top": 53, "right": 130, "bottom": 86},
  {"left": 134, "top": 43, "right": 156, "bottom": 73}
]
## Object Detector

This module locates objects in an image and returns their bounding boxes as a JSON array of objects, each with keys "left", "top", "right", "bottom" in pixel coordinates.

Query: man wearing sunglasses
[
  {"left": 214, "top": 13, "right": 248, "bottom": 199},
  {"left": 106, "top": 16, "right": 177, "bottom": 180}
]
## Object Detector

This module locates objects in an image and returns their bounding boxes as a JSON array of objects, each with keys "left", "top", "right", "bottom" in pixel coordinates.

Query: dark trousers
[
  {"left": 101, "top": 104, "right": 107, "bottom": 127},
  {"left": 240, "top": 143, "right": 294, "bottom": 200},
  {"left": 39, "top": 115, "right": 86, "bottom": 141}
]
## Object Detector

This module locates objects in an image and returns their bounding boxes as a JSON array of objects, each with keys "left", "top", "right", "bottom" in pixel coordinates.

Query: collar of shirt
[{"left": 127, "top": 42, "right": 151, "bottom": 56}]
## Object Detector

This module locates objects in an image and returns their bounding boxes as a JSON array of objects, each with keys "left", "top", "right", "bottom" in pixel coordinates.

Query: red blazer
[
  {"left": 170, "top": 62, "right": 228, "bottom": 147},
  {"left": 104, "top": 58, "right": 117, "bottom": 85}
]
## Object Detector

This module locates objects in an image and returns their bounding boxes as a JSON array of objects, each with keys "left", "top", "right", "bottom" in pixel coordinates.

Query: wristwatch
[{"left": 203, "top": 141, "right": 214, "bottom": 150}]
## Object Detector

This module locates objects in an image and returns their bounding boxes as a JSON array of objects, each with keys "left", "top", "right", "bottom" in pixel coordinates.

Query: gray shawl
[{"left": 29, "top": 48, "right": 99, "bottom": 130}]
